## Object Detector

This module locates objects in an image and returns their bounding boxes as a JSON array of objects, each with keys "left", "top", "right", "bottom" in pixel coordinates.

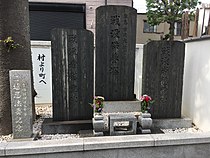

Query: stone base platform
[
  {"left": 152, "top": 117, "right": 192, "bottom": 129},
  {"left": 42, "top": 118, "right": 93, "bottom": 134}
]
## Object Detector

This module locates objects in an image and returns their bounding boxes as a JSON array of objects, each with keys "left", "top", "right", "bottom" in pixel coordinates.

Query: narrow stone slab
[
  {"left": 152, "top": 132, "right": 210, "bottom": 146},
  {"left": 42, "top": 118, "right": 92, "bottom": 134},
  {"left": 93, "top": 131, "right": 104, "bottom": 137},
  {"left": 83, "top": 134, "right": 154, "bottom": 151},
  {"left": 140, "top": 113, "right": 151, "bottom": 118},
  {"left": 9, "top": 70, "right": 33, "bottom": 139},
  {"left": 139, "top": 128, "right": 151, "bottom": 134},
  {"left": 152, "top": 117, "right": 192, "bottom": 129},
  {"left": 94, "top": 114, "right": 104, "bottom": 120},
  {"left": 103, "top": 101, "right": 141, "bottom": 113},
  {"left": 6, "top": 138, "right": 83, "bottom": 156},
  {"left": 95, "top": 5, "right": 137, "bottom": 101},
  {"left": 79, "top": 130, "right": 94, "bottom": 137}
]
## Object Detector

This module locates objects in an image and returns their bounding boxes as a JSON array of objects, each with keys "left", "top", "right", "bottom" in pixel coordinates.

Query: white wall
[
  {"left": 31, "top": 41, "right": 52, "bottom": 104},
  {"left": 182, "top": 37, "right": 210, "bottom": 132}
]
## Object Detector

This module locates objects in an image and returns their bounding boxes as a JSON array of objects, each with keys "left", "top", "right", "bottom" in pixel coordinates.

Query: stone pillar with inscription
[
  {"left": 142, "top": 41, "right": 185, "bottom": 119},
  {"left": 95, "top": 5, "right": 137, "bottom": 101},
  {"left": 51, "top": 29, "right": 94, "bottom": 121},
  {"left": 9, "top": 70, "right": 33, "bottom": 139}
]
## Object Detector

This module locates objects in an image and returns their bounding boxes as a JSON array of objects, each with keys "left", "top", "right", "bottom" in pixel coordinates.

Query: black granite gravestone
[
  {"left": 51, "top": 29, "right": 94, "bottom": 121},
  {"left": 142, "top": 41, "right": 185, "bottom": 119},
  {"left": 95, "top": 5, "right": 137, "bottom": 101}
]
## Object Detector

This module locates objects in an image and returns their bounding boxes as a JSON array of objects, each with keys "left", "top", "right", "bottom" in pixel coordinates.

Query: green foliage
[
  {"left": 146, "top": 0, "right": 200, "bottom": 40},
  {"left": 0, "top": 36, "right": 22, "bottom": 52}
]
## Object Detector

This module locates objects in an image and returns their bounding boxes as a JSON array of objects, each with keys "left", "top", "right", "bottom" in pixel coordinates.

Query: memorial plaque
[
  {"left": 9, "top": 70, "right": 33, "bottom": 138},
  {"left": 95, "top": 5, "right": 137, "bottom": 101},
  {"left": 142, "top": 41, "right": 185, "bottom": 118},
  {"left": 51, "top": 29, "right": 94, "bottom": 121}
]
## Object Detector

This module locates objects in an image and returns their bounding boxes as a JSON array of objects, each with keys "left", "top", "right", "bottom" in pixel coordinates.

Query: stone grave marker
[
  {"left": 95, "top": 5, "right": 137, "bottom": 101},
  {"left": 9, "top": 70, "right": 33, "bottom": 138},
  {"left": 142, "top": 41, "right": 185, "bottom": 118},
  {"left": 51, "top": 28, "right": 94, "bottom": 121}
]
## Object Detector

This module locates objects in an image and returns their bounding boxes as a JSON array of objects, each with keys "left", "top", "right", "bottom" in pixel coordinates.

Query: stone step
[{"left": 42, "top": 118, "right": 93, "bottom": 134}]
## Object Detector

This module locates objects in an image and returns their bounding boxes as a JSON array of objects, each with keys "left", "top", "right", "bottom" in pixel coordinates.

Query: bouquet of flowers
[
  {"left": 140, "top": 94, "right": 154, "bottom": 113},
  {"left": 91, "top": 96, "right": 104, "bottom": 113}
]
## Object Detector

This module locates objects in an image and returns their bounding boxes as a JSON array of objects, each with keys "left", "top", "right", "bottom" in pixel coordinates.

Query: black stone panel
[
  {"left": 95, "top": 5, "right": 137, "bottom": 101},
  {"left": 51, "top": 28, "right": 94, "bottom": 121},
  {"left": 142, "top": 41, "right": 185, "bottom": 119}
]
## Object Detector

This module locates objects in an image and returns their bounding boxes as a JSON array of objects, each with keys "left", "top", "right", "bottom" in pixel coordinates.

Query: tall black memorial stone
[
  {"left": 142, "top": 41, "right": 185, "bottom": 119},
  {"left": 51, "top": 29, "right": 94, "bottom": 121},
  {"left": 95, "top": 6, "right": 137, "bottom": 101}
]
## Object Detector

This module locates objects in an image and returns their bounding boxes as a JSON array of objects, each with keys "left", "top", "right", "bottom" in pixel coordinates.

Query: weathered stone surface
[
  {"left": 140, "top": 113, "right": 151, "bottom": 118},
  {"left": 93, "top": 131, "right": 104, "bottom": 137},
  {"left": 95, "top": 5, "right": 137, "bottom": 101},
  {"left": 152, "top": 117, "right": 192, "bottom": 129},
  {"left": 42, "top": 118, "right": 92, "bottom": 134},
  {"left": 92, "top": 118, "right": 105, "bottom": 132},
  {"left": 103, "top": 101, "right": 141, "bottom": 113},
  {"left": 139, "top": 118, "right": 152, "bottom": 129},
  {"left": 142, "top": 41, "right": 185, "bottom": 118},
  {"left": 94, "top": 114, "right": 104, "bottom": 120},
  {"left": 139, "top": 128, "right": 151, "bottom": 134},
  {"left": 51, "top": 28, "right": 94, "bottom": 121},
  {"left": 109, "top": 113, "right": 137, "bottom": 136},
  {"left": 0, "top": 0, "right": 34, "bottom": 135},
  {"left": 138, "top": 112, "right": 152, "bottom": 134},
  {"left": 3, "top": 133, "right": 210, "bottom": 158},
  {"left": 9, "top": 70, "right": 33, "bottom": 138}
]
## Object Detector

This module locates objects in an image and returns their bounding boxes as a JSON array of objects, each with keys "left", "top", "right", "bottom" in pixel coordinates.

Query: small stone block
[
  {"left": 92, "top": 118, "right": 105, "bottom": 132},
  {"left": 94, "top": 114, "right": 104, "bottom": 120},
  {"left": 139, "top": 127, "right": 151, "bottom": 134},
  {"left": 93, "top": 130, "right": 104, "bottom": 136},
  {"left": 139, "top": 117, "right": 152, "bottom": 129},
  {"left": 109, "top": 114, "right": 137, "bottom": 136},
  {"left": 140, "top": 113, "right": 151, "bottom": 118}
]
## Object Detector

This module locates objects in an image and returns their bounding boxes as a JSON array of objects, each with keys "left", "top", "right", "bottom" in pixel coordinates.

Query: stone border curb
[{"left": 0, "top": 132, "right": 210, "bottom": 157}]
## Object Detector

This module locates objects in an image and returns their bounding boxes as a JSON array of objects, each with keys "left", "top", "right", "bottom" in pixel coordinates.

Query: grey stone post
[{"left": 9, "top": 70, "right": 33, "bottom": 138}]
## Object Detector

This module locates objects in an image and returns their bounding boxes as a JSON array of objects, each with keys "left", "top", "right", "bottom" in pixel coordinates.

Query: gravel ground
[{"left": 0, "top": 104, "right": 202, "bottom": 142}]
